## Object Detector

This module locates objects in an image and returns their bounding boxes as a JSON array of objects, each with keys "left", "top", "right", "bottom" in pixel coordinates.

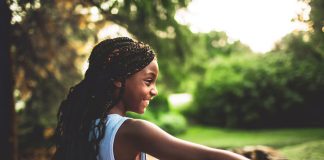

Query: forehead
[
  {"left": 132, "top": 60, "right": 159, "bottom": 77},
  {"left": 142, "top": 60, "right": 158, "bottom": 75}
]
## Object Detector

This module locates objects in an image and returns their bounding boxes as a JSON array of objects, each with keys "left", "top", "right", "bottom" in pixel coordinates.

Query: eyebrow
[{"left": 146, "top": 72, "right": 157, "bottom": 78}]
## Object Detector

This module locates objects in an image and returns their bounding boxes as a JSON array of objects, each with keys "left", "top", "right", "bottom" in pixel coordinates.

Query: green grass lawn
[
  {"left": 177, "top": 126, "right": 324, "bottom": 160},
  {"left": 280, "top": 140, "right": 324, "bottom": 160}
]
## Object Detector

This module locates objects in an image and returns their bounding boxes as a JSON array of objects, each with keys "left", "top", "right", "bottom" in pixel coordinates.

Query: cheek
[
  {"left": 124, "top": 86, "right": 146, "bottom": 104},
  {"left": 136, "top": 87, "right": 149, "bottom": 102}
]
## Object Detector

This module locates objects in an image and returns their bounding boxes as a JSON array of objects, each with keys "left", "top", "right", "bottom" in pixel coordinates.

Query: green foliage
[
  {"left": 10, "top": 0, "right": 193, "bottom": 145},
  {"left": 10, "top": 0, "right": 324, "bottom": 154},
  {"left": 172, "top": 31, "right": 252, "bottom": 93},
  {"left": 11, "top": 1, "right": 89, "bottom": 143},
  {"left": 86, "top": 0, "right": 195, "bottom": 91},
  {"left": 286, "top": 0, "right": 324, "bottom": 58},
  {"left": 189, "top": 53, "right": 324, "bottom": 128},
  {"left": 274, "top": 31, "right": 322, "bottom": 60},
  {"left": 158, "top": 112, "right": 188, "bottom": 135},
  {"left": 306, "top": 0, "right": 324, "bottom": 55},
  {"left": 199, "top": 31, "right": 252, "bottom": 57}
]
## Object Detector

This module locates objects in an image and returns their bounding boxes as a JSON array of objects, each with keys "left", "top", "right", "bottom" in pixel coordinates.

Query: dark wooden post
[{"left": 0, "top": 1, "right": 17, "bottom": 160}]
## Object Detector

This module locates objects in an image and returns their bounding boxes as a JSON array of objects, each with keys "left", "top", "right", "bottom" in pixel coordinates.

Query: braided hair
[{"left": 54, "top": 37, "right": 156, "bottom": 160}]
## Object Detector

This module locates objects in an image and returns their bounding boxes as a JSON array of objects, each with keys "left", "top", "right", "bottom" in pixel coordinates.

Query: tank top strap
[
  {"left": 97, "top": 114, "right": 146, "bottom": 160},
  {"left": 140, "top": 152, "right": 147, "bottom": 160},
  {"left": 94, "top": 114, "right": 147, "bottom": 160},
  {"left": 96, "top": 114, "right": 129, "bottom": 160}
]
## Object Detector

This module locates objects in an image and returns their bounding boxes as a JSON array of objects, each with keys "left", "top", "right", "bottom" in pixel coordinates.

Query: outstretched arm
[{"left": 124, "top": 119, "right": 249, "bottom": 160}]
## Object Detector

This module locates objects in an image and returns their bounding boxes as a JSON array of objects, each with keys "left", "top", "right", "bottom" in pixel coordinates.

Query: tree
[
  {"left": 0, "top": 1, "right": 17, "bottom": 159},
  {"left": 8, "top": 0, "right": 194, "bottom": 156},
  {"left": 306, "top": 0, "right": 324, "bottom": 56},
  {"left": 84, "top": 0, "right": 194, "bottom": 90},
  {"left": 277, "top": 0, "right": 324, "bottom": 59}
]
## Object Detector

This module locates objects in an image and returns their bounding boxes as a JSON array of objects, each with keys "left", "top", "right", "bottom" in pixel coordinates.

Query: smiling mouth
[{"left": 144, "top": 100, "right": 150, "bottom": 105}]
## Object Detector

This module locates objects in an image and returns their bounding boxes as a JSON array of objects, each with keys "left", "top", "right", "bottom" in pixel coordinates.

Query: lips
[{"left": 143, "top": 100, "right": 150, "bottom": 106}]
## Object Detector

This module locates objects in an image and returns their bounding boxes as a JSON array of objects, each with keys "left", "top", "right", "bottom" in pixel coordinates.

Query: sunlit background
[
  {"left": 175, "top": 0, "right": 310, "bottom": 53},
  {"left": 3, "top": 0, "right": 324, "bottom": 159},
  {"left": 80, "top": 0, "right": 312, "bottom": 109}
]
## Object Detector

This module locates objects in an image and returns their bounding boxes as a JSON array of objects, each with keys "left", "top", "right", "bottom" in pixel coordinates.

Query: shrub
[{"left": 189, "top": 53, "right": 324, "bottom": 128}]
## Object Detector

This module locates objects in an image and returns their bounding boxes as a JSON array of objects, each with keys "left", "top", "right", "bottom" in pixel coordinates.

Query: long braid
[{"left": 54, "top": 37, "right": 155, "bottom": 160}]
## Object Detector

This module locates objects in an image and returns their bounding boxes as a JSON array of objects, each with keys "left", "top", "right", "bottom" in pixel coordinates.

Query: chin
[
  {"left": 138, "top": 108, "right": 147, "bottom": 114},
  {"left": 132, "top": 106, "right": 146, "bottom": 114}
]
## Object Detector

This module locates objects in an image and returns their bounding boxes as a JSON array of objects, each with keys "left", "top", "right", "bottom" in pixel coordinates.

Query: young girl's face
[{"left": 122, "top": 59, "right": 159, "bottom": 114}]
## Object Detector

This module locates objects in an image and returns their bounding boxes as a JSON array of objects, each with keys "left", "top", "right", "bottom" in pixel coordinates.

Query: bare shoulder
[
  {"left": 121, "top": 118, "right": 171, "bottom": 139},
  {"left": 123, "top": 118, "right": 155, "bottom": 128},
  {"left": 116, "top": 118, "right": 174, "bottom": 157},
  {"left": 113, "top": 118, "right": 166, "bottom": 159},
  {"left": 125, "top": 118, "right": 160, "bottom": 130},
  {"left": 118, "top": 118, "right": 205, "bottom": 159}
]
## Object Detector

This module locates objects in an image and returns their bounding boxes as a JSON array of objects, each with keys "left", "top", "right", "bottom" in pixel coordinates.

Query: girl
[{"left": 54, "top": 37, "right": 249, "bottom": 160}]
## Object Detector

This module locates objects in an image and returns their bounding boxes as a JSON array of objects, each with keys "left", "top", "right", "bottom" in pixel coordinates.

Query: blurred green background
[{"left": 1, "top": 0, "right": 324, "bottom": 159}]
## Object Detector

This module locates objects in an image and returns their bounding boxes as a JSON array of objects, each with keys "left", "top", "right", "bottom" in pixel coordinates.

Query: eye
[{"left": 144, "top": 79, "right": 153, "bottom": 86}]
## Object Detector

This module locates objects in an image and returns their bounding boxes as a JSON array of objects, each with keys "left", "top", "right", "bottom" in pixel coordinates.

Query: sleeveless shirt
[{"left": 95, "top": 114, "right": 147, "bottom": 160}]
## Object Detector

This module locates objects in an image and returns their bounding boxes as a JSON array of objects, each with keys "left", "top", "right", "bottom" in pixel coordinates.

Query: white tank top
[{"left": 95, "top": 114, "right": 147, "bottom": 160}]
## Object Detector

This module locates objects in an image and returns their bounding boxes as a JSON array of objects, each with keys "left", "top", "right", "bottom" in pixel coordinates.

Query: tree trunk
[{"left": 0, "top": 1, "right": 17, "bottom": 160}]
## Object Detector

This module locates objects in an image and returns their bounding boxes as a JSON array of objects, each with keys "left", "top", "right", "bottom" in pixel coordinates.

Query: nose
[{"left": 150, "top": 86, "right": 158, "bottom": 97}]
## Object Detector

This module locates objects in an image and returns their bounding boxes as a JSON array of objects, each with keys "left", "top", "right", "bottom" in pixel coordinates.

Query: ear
[{"left": 113, "top": 80, "right": 122, "bottom": 88}]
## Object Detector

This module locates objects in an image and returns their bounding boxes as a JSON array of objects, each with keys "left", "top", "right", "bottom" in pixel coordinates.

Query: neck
[{"left": 108, "top": 101, "right": 127, "bottom": 116}]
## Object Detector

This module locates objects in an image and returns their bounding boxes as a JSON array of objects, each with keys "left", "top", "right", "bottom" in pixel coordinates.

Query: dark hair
[{"left": 54, "top": 37, "right": 155, "bottom": 160}]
